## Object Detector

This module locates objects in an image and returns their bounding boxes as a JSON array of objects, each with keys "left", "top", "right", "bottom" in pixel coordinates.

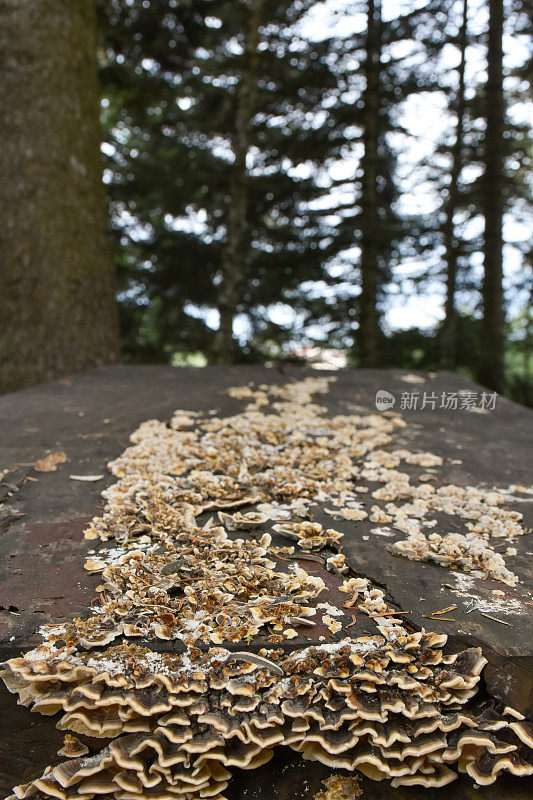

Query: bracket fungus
[{"left": 2, "top": 377, "right": 532, "bottom": 799}]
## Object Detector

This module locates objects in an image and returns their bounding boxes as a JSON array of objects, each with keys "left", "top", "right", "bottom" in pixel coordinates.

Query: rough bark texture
[
  {"left": 479, "top": 0, "right": 505, "bottom": 392},
  {"left": 440, "top": 0, "right": 468, "bottom": 369},
  {"left": 214, "top": 0, "right": 263, "bottom": 364},
  {"left": 0, "top": 0, "right": 119, "bottom": 394},
  {"left": 358, "top": 0, "right": 382, "bottom": 368}
]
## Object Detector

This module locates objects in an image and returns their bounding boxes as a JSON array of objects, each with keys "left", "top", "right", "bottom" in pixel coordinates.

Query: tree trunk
[
  {"left": 0, "top": 0, "right": 119, "bottom": 394},
  {"left": 440, "top": 0, "right": 468, "bottom": 370},
  {"left": 358, "top": 0, "right": 382, "bottom": 368},
  {"left": 479, "top": 0, "right": 505, "bottom": 392},
  {"left": 214, "top": 0, "right": 263, "bottom": 364}
]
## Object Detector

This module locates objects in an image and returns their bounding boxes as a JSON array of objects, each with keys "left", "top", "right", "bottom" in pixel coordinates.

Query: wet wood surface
[{"left": 0, "top": 365, "right": 532, "bottom": 799}]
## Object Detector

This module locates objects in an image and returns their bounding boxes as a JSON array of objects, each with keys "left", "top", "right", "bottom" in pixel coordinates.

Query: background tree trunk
[
  {"left": 214, "top": 0, "right": 263, "bottom": 364},
  {"left": 479, "top": 0, "right": 505, "bottom": 392},
  {"left": 0, "top": 0, "right": 119, "bottom": 394},
  {"left": 358, "top": 0, "right": 382, "bottom": 368},
  {"left": 440, "top": 0, "right": 468, "bottom": 370}
]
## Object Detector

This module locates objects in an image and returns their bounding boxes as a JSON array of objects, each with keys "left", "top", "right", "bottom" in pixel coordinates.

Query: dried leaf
[{"left": 34, "top": 451, "right": 67, "bottom": 472}]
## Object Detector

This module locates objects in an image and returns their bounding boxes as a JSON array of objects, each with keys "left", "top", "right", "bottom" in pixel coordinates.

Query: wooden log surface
[{"left": 0, "top": 365, "right": 532, "bottom": 799}]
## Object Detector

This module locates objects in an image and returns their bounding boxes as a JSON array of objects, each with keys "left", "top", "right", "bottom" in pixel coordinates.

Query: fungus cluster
[
  {"left": 369, "top": 473, "right": 525, "bottom": 585},
  {"left": 1, "top": 376, "right": 532, "bottom": 799},
  {"left": 2, "top": 636, "right": 532, "bottom": 800},
  {"left": 272, "top": 522, "right": 344, "bottom": 551},
  {"left": 82, "top": 377, "right": 526, "bottom": 590},
  {"left": 77, "top": 524, "right": 324, "bottom": 647},
  {"left": 391, "top": 530, "right": 518, "bottom": 586}
]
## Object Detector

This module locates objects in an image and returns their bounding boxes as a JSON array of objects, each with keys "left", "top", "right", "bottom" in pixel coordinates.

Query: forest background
[{"left": 0, "top": 0, "right": 531, "bottom": 405}]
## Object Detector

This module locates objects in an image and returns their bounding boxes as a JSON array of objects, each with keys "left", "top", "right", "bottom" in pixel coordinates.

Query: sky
[
  {"left": 227, "top": 0, "right": 531, "bottom": 345},
  {"left": 297, "top": 0, "right": 532, "bottom": 336}
]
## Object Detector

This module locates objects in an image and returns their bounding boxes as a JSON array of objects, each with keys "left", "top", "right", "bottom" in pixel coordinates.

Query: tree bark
[
  {"left": 214, "top": 0, "right": 263, "bottom": 364},
  {"left": 358, "top": 0, "right": 382, "bottom": 368},
  {"left": 479, "top": 0, "right": 505, "bottom": 392},
  {"left": 440, "top": 0, "right": 468, "bottom": 370},
  {"left": 0, "top": 0, "right": 119, "bottom": 394}
]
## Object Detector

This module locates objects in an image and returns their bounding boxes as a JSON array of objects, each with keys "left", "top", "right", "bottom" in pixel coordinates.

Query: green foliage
[{"left": 98, "top": 0, "right": 341, "bottom": 362}]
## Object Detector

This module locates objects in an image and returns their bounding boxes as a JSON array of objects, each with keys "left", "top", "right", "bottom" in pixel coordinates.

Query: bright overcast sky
[
  {"left": 298, "top": 0, "right": 532, "bottom": 336},
  {"left": 108, "top": 0, "right": 531, "bottom": 345}
]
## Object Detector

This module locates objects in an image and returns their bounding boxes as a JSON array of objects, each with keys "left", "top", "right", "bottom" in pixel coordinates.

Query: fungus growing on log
[
  {"left": 2, "top": 376, "right": 532, "bottom": 798},
  {"left": 3, "top": 638, "right": 532, "bottom": 793}
]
